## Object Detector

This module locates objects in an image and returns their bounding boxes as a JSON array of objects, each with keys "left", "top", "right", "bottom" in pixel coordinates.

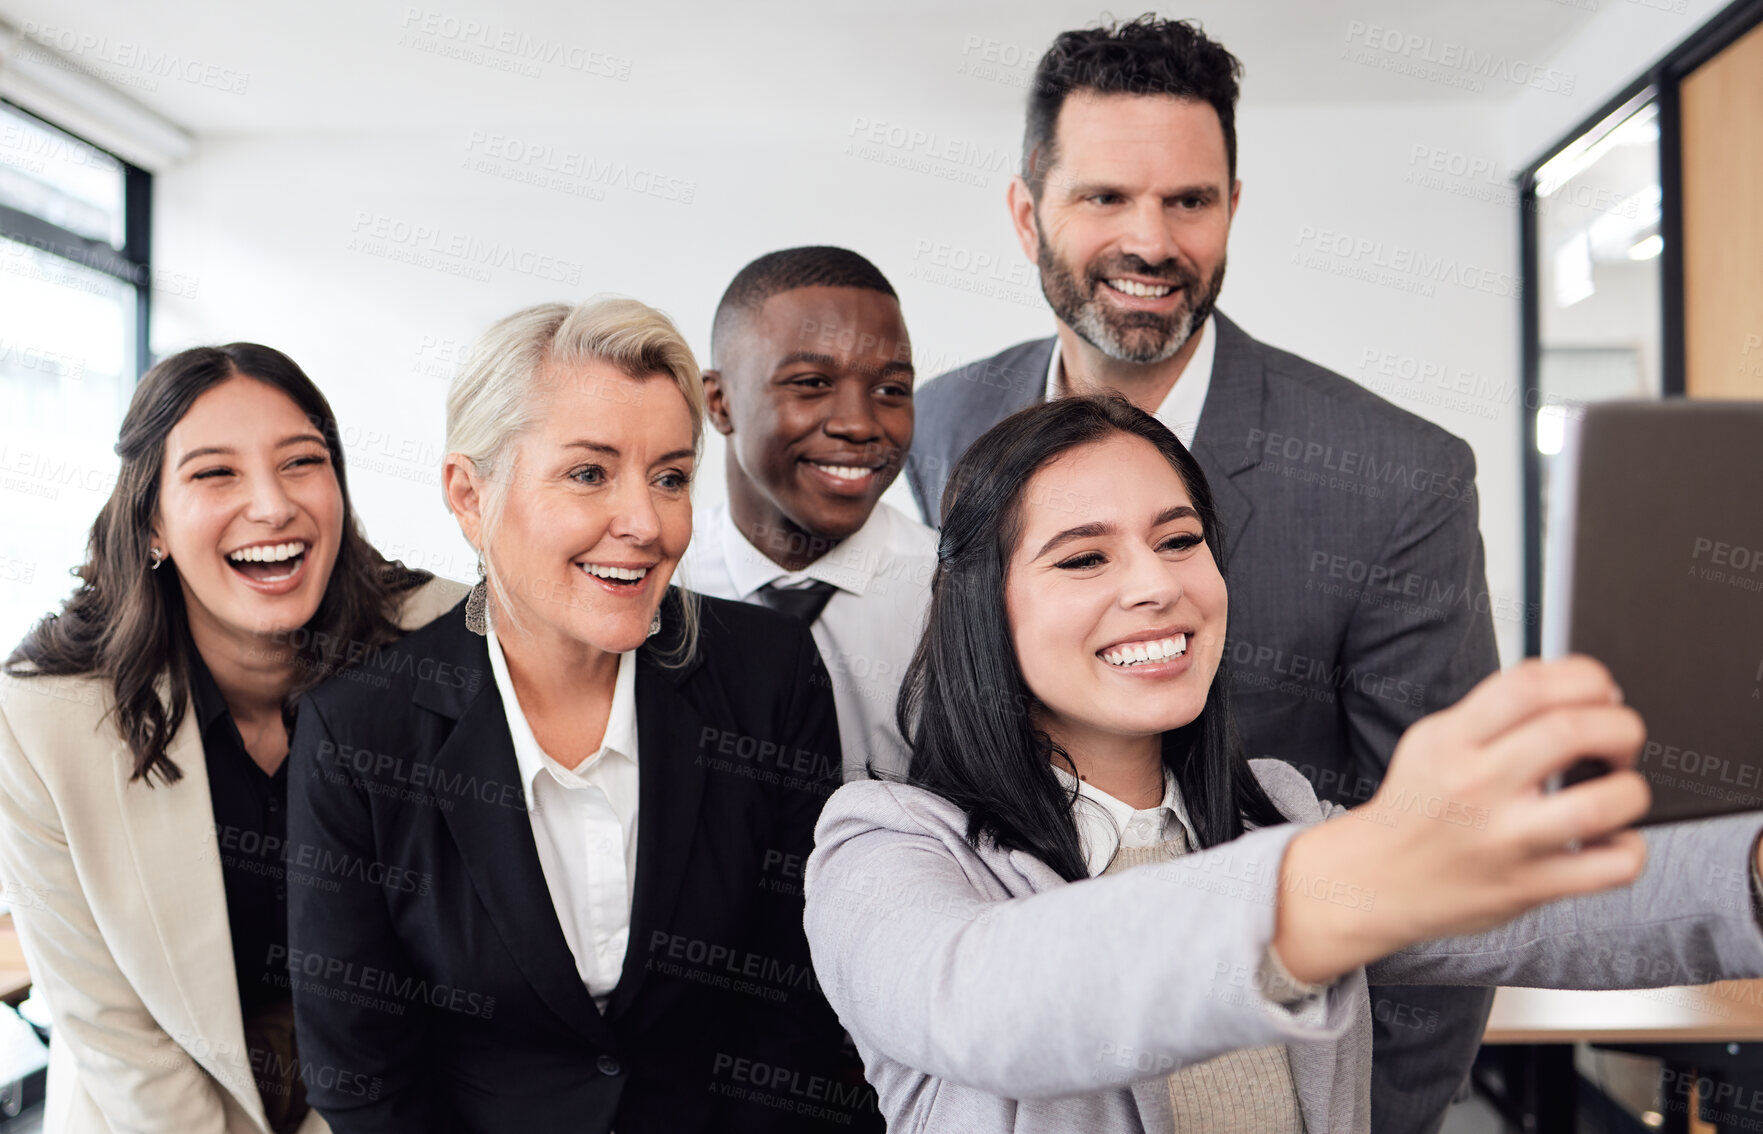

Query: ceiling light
[
  {"left": 1628, "top": 234, "right": 1664, "bottom": 260},
  {"left": 1536, "top": 94, "right": 1657, "bottom": 199}
]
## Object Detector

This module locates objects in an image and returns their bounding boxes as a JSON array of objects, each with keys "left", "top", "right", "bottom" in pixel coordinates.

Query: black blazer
[{"left": 287, "top": 590, "right": 881, "bottom": 1134}]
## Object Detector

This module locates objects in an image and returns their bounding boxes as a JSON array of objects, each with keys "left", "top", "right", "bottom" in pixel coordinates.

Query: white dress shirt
[
  {"left": 680, "top": 500, "right": 937, "bottom": 780},
  {"left": 485, "top": 620, "right": 640, "bottom": 1012},
  {"left": 1045, "top": 314, "right": 1217, "bottom": 447},
  {"left": 1051, "top": 763, "right": 1200, "bottom": 876}
]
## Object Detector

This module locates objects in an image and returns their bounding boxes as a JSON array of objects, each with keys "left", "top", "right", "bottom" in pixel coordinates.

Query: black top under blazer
[{"left": 287, "top": 590, "right": 880, "bottom": 1134}]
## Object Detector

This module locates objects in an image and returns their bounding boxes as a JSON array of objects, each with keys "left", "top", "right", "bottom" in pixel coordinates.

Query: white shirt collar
[
  {"left": 717, "top": 499, "right": 906, "bottom": 600},
  {"left": 485, "top": 618, "right": 638, "bottom": 809},
  {"left": 1051, "top": 762, "right": 1200, "bottom": 877},
  {"left": 1044, "top": 314, "right": 1216, "bottom": 448}
]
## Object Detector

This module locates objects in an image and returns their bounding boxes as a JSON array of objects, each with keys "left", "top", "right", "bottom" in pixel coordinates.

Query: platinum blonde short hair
[{"left": 445, "top": 296, "right": 704, "bottom": 664}]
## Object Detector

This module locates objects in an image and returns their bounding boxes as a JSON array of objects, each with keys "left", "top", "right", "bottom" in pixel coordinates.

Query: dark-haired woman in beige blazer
[{"left": 0, "top": 343, "right": 462, "bottom": 1134}]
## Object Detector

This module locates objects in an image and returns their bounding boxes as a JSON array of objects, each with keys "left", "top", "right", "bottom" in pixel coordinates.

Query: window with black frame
[
  {"left": 1524, "top": 91, "right": 1664, "bottom": 657},
  {"left": 0, "top": 100, "right": 151, "bottom": 649},
  {"left": 1522, "top": 0, "right": 1763, "bottom": 663}
]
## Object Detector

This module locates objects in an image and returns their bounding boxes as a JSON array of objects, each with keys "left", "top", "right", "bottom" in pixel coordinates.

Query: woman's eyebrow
[
  {"left": 175, "top": 433, "right": 327, "bottom": 469},
  {"left": 1033, "top": 521, "right": 1113, "bottom": 560},
  {"left": 1154, "top": 505, "right": 1199, "bottom": 526},
  {"left": 1031, "top": 505, "right": 1199, "bottom": 561},
  {"left": 561, "top": 440, "right": 694, "bottom": 467}
]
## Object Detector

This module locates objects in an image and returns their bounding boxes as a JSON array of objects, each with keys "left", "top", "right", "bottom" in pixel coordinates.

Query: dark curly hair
[{"left": 1023, "top": 15, "right": 1245, "bottom": 196}]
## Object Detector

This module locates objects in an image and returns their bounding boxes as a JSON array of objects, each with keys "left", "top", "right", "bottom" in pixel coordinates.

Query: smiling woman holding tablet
[{"left": 804, "top": 393, "right": 1763, "bottom": 1134}]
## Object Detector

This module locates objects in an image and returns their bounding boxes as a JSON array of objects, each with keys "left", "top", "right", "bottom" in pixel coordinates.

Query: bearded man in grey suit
[{"left": 905, "top": 17, "right": 1501, "bottom": 1134}]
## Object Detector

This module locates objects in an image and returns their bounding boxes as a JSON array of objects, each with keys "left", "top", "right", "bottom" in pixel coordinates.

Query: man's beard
[{"left": 1037, "top": 232, "right": 1226, "bottom": 366}]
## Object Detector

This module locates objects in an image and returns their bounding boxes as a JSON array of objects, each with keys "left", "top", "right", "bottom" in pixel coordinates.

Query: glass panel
[
  {"left": 1533, "top": 93, "right": 1662, "bottom": 591},
  {"left": 0, "top": 103, "right": 127, "bottom": 248},
  {"left": 0, "top": 235, "right": 135, "bottom": 651}
]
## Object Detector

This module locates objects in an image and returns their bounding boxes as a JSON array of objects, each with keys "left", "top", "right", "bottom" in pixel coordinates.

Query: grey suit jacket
[
  {"left": 904, "top": 315, "right": 1503, "bottom": 1131},
  {"left": 804, "top": 761, "right": 1763, "bottom": 1134}
]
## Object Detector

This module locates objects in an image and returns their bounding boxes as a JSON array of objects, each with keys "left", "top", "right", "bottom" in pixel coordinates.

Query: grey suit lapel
[
  {"left": 965, "top": 336, "right": 1049, "bottom": 439},
  {"left": 1190, "top": 313, "right": 1266, "bottom": 568},
  {"left": 1011, "top": 338, "right": 1053, "bottom": 414},
  {"left": 913, "top": 337, "right": 1052, "bottom": 527}
]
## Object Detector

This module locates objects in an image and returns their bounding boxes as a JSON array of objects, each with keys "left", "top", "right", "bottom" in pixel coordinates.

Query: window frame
[
  {"left": 1516, "top": 0, "right": 1763, "bottom": 656},
  {"left": 0, "top": 97, "right": 152, "bottom": 377}
]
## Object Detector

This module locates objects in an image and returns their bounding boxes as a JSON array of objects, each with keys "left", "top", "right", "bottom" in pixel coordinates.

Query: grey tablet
[{"left": 1543, "top": 400, "right": 1763, "bottom": 824}]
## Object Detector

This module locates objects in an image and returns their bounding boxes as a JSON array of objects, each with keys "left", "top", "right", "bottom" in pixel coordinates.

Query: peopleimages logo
[
  {"left": 1294, "top": 227, "right": 1521, "bottom": 299},
  {"left": 1688, "top": 537, "right": 1763, "bottom": 595},
  {"left": 17, "top": 22, "right": 251, "bottom": 94},
  {"left": 1342, "top": 21, "right": 1575, "bottom": 95},
  {"left": 347, "top": 212, "right": 584, "bottom": 285},
  {"left": 397, "top": 7, "right": 632, "bottom": 80}
]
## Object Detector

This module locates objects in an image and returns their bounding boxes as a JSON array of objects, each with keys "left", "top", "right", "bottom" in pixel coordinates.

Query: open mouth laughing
[{"left": 225, "top": 540, "right": 309, "bottom": 585}]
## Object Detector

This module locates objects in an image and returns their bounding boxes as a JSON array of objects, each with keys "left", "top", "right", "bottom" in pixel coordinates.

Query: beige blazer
[{"left": 0, "top": 577, "right": 465, "bottom": 1134}]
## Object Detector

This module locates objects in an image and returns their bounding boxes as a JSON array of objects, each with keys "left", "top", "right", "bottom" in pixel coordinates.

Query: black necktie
[{"left": 755, "top": 580, "right": 840, "bottom": 625}]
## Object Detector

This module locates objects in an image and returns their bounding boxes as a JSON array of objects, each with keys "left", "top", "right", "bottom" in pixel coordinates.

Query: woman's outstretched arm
[
  {"left": 804, "top": 781, "right": 1356, "bottom": 1100},
  {"left": 1370, "top": 809, "right": 1763, "bottom": 989}
]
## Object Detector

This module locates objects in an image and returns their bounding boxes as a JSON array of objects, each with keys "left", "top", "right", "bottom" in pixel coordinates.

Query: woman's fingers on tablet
[
  {"left": 1521, "top": 828, "right": 1649, "bottom": 904},
  {"left": 1507, "top": 768, "right": 1652, "bottom": 854},
  {"left": 1446, "top": 656, "right": 1623, "bottom": 748},
  {"left": 1343, "top": 658, "right": 1652, "bottom": 955},
  {"left": 1484, "top": 702, "right": 1648, "bottom": 794}
]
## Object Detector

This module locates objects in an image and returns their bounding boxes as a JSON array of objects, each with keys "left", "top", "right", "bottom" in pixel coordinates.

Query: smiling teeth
[
  {"left": 1108, "top": 279, "right": 1174, "bottom": 298},
  {"left": 227, "top": 541, "right": 307, "bottom": 563},
  {"left": 814, "top": 464, "right": 873, "bottom": 481},
  {"left": 583, "top": 564, "right": 648, "bottom": 582},
  {"left": 1101, "top": 634, "right": 1187, "bottom": 667}
]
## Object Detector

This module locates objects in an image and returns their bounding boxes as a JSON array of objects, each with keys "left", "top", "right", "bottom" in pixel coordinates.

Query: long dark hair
[
  {"left": 6, "top": 344, "right": 430, "bottom": 785},
  {"left": 896, "top": 393, "right": 1287, "bottom": 882}
]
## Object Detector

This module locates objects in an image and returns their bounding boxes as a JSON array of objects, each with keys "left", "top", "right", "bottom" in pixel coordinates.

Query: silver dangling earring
[
  {"left": 148, "top": 547, "right": 166, "bottom": 571},
  {"left": 647, "top": 606, "right": 661, "bottom": 639},
  {"left": 464, "top": 553, "right": 488, "bottom": 636}
]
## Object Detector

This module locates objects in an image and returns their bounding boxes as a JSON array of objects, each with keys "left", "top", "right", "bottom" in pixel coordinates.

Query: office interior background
[{"left": 1, "top": 1, "right": 1761, "bottom": 1130}]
